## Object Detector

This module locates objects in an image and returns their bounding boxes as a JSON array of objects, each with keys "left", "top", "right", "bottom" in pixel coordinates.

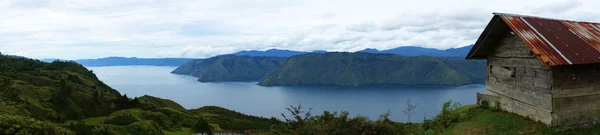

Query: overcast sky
[{"left": 0, "top": 0, "right": 598, "bottom": 59}]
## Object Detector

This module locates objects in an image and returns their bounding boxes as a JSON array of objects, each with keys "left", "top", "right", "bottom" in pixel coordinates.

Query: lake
[{"left": 89, "top": 66, "right": 485, "bottom": 122}]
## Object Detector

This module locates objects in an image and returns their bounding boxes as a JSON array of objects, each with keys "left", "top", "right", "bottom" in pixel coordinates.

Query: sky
[{"left": 0, "top": 0, "right": 598, "bottom": 59}]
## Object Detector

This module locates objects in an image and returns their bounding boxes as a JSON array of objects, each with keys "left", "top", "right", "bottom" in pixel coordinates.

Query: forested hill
[
  {"left": 0, "top": 54, "right": 124, "bottom": 121},
  {"left": 171, "top": 55, "right": 287, "bottom": 82},
  {"left": 0, "top": 53, "right": 282, "bottom": 134},
  {"left": 258, "top": 52, "right": 485, "bottom": 86}
]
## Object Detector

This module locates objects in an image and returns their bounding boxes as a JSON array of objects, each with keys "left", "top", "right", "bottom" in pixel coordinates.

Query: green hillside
[
  {"left": 171, "top": 55, "right": 286, "bottom": 82},
  {"left": 0, "top": 54, "right": 123, "bottom": 122},
  {"left": 259, "top": 52, "right": 485, "bottom": 86},
  {"left": 0, "top": 54, "right": 282, "bottom": 134}
]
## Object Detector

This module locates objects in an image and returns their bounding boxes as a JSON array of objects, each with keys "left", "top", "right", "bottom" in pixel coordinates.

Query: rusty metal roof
[{"left": 467, "top": 13, "right": 600, "bottom": 66}]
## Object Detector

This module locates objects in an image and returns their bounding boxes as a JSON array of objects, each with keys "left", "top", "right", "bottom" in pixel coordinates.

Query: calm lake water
[{"left": 89, "top": 66, "right": 485, "bottom": 122}]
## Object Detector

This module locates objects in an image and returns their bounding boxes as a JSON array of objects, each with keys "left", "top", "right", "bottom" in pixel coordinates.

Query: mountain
[
  {"left": 232, "top": 49, "right": 326, "bottom": 57},
  {"left": 171, "top": 55, "right": 287, "bottom": 82},
  {"left": 232, "top": 49, "right": 306, "bottom": 57},
  {"left": 358, "top": 45, "right": 473, "bottom": 57},
  {"left": 258, "top": 52, "right": 485, "bottom": 86},
  {"left": 41, "top": 57, "right": 195, "bottom": 67},
  {"left": 232, "top": 45, "right": 473, "bottom": 58}
]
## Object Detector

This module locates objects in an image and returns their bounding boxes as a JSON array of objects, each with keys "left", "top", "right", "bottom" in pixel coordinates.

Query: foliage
[
  {"left": 163, "top": 127, "right": 191, "bottom": 135},
  {"left": 126, "top": 120, "right": 164, "bottom": 135},
  {"left": 171, "top": 55, "right": 287, "bottom": 82},
  {"left": 0, "top": 114, "right": 74, "bottom": 135},
  {"left": 0, "top": 54, "right": 124, "bottom": 122},
  {"left": 137, "top": 95, "right": 186, "bottom": 111},
  {"left": 71, "top": 120, "right": 93, "bottom": 135},
  {"left": 191, "top": 117, "right": 213, "bottom": 135},
  {"left": 104, "top": 115, "right": 140, "bottom": 126},
  {"left": 90, "top": 124, "right": 129, "bottom": 135},
  {"left": 271, "top": 104, "right": 400, "bottom": 135},
  {"left": 259, "top": 52, "right": 485, "bottom": 86},
  {"left": 190, "top": 106, "right": 282, "bottom": 131},
  {"left": 423, "top": 100, "right": 463, "bottom": 133}
]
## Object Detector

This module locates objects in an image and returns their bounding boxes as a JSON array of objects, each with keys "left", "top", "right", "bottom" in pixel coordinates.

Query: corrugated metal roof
[{"left": 468, "top": 13, "right": 600, "bottom": 66}]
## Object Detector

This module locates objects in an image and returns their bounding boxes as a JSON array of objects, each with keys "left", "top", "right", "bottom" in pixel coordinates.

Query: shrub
[
  {"left": 480, "top": 99, "right": 489, "bottom": 108},
  {"left": 272, "top": 104, "right": 399, "bottom": 135},
  {"left": 72, "top": 120, "right": 92, "bottom": 135},
  {"left": 192, "top": 117, "right": 213, "bottom": 135},
  {"left": 91, "top": 124, "right": 128, "bottom": 135},
  {"left": 126, "top": 120, "right": 163, "bottom": 135},
  {"left": 0, "top": 114, "right": 74, "bottom": 135},
  {"left": 104, "top": 115, "right": 139, "bottom": 126},
  {"left": 429, "top": 100, "right": 462, "bottom": 133},
  {"left": 492, "top": 101, "right": 501, "bottom": 112}
]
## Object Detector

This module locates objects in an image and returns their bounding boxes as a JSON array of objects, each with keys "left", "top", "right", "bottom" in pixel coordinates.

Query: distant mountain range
[
  {"left": 357, "top": 45, "right": 473, "bottom": 57},
  {"left": 37, "top": 45, "right": 473, "bottom": 67},
  {"left": 231, "top": 49, "right": 327, "bottom": 57},
  {"left": 232, "top": 45, "right": 473, "bottom": 57},
  {"left": 41, "top": 57, "right": 195, "bottom": 67}
]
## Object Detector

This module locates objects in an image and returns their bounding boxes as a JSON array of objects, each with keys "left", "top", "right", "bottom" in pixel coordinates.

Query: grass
[
  {"left": 163, "top": 127, "right": 191, "bottom": 135},
  {"left": 442, "top": 104, "right": 600, "bottom": 135}
]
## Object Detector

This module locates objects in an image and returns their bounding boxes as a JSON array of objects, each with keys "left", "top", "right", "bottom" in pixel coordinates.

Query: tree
[
  {"left": 93, "top": 89, "right": 100, "bottom": 99},
  {"left": 59, "top": 79, "right": 71, "bottom": 95},
  {"left": 73, "top": 120, "right": 92, "bottom": 135},
  {"left": 403, "top": 99, "right": 419, "bottom": 123},
  {"left": 131, "top": 97, "right": 141, "bottom": 108},
  {"left": 0, "top": 78, "right": 10, "bottom": 92},
  {"left": 281, "top": 104, "right": 313, "bottom": 129},
  {"left": 3, "top": 88, "right": 21, "bottom": 101},
  {"left": 192, "top": 117, "right": 213, "bottom": 135}
]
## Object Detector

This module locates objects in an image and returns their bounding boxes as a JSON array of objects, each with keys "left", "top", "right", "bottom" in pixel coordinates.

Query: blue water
[{"left": 89, "top": 66, "right": 485, "bottom": 122}]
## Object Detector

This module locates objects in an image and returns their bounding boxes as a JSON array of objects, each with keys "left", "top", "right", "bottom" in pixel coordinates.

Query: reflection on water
[{"left": 90, "top": 66, "right": 485, "bottom": 122}]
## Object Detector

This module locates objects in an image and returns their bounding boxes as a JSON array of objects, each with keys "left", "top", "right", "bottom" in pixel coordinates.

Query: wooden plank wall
[
  {"left": 552, "top": 64, "right": 600, "bottom": 127},
  {"left": 485, "top": 31, "right": 553, "bottom": 125}
]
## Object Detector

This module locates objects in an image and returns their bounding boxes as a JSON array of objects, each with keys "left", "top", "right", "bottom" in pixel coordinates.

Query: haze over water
[{"left": 90, "top": 66, "right": 485, "bottom": 122}]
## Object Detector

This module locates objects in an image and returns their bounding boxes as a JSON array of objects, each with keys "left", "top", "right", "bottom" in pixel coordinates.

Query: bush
[
  {"left": 91, "top": 124, "right": 128, "bottom": 135},
  {"left": 428, "top": 100, "right": 462, "bottom": 133},
  {"left": 104, "top": 115, "right": 139, "bottom": 126},
  {"left": 192, "top": 118, "right": 213, "bottom": 135},
  {"left": 272, "top": 104, "right": 399, "bottom": 135},
  {"left": 492, "top": 101, "right": 501, "bottom": 112},
  {"left": 0, "top": 114, "right": 74, "bottom": 135},
  {"left": 126, "top": 120, "right": 163, "bottom": 135},
  {"left": 480, "top": 99, "right": 489, "bottom": 108},
  {"left": 72, "top": 120, "right": 92, "bottom": 135}
]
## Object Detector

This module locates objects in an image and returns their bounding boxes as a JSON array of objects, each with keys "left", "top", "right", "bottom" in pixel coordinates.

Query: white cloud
[{"left": 0, "top": 0, "right": 597, "bottom": 59}]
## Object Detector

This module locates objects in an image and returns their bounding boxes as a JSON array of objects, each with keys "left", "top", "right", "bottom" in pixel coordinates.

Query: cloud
[{"left": 0, "top": 0, "right": 599, "bottom": 59}]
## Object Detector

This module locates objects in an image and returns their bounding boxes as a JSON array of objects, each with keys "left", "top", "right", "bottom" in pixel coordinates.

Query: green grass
[
  {"left": 164, "top": 127, "right": 191, "bottom": 135},
  {"left": 442, "top": 105, "right": 600, "bottom": 135}
]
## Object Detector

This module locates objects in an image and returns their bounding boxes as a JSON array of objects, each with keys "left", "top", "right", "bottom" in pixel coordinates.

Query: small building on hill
[{"left": 467, "top": 13, "right": 600, "bottom": 128}]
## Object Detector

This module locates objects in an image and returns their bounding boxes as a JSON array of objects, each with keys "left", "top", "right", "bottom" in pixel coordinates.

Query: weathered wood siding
[
  {"left": 484, "top": 32, "right": 553, "bottom": 125},
  {"left": 552, "top": 64, "right": 600, "bottom": 127}
]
